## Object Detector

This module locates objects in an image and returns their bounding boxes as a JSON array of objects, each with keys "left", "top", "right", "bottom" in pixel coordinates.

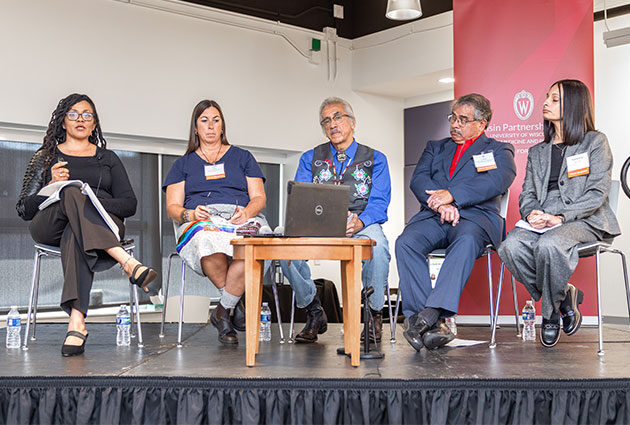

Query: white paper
[
  {"left": 446, "top": 338, "right": 487, "bottom": 347},
  {"left": 38, "top": 180, "right": 120, "bottom": 240},
  {"left": 515, "top": 219, "right": 561, "bottom": 234},
  {"left": 429, "top": 257, "right": 444, "bottom": 289}
]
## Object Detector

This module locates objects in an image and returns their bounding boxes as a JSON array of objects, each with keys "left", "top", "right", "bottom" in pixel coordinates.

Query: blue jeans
[{"left": 279, "top": 223, "right": 391, "bottom": 311}]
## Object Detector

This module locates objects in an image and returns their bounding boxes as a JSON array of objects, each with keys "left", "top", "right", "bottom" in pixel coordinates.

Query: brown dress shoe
[
  {"left": 294, "top": 306, "right": 328, "bottom": 343},
  {"left": 361, "top": 310, "right": 382, "bottom": 343},
  {"left": 210, "top": 304, "right": 238, "bottom": 345}
]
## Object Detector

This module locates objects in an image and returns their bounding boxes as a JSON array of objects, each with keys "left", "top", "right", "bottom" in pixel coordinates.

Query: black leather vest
[{"left": 311, "top": 142, "right": 374, "bottom": 214}]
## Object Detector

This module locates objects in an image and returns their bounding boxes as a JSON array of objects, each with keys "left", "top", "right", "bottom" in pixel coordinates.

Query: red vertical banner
[{"left": 453, "top": 0, "right": 596, "bottom": 316}]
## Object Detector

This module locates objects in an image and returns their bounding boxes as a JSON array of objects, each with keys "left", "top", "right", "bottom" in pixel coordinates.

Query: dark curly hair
[{"left": 39, "top": 93, "right": 106, "bottom": 175}]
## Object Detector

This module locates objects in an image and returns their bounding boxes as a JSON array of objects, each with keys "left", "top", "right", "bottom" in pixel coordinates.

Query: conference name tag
[
  {"left": 566, "top": 152, "right": 589, "bottom": 178},
  {"left": 472, "top": 152, "right": 497, "bottom": 172},
  {"left": 204, "top": 164, "right": 225, "bottom": 180}
]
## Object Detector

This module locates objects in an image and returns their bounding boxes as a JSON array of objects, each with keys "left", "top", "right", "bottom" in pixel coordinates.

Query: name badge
[
  {"left": 566, "top": 152, "right": 589, "bottom": 178},
  {"left": 472, "top": 152, "right": 497, "bottom": 172},
  {"left": 204, "top": 164, "right": 225, "bottom": 180}
]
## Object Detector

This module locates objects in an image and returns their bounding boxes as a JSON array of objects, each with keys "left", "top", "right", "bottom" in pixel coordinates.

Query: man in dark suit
[{"left": 396, "top": 93, "right": 516, "bottom": 351}]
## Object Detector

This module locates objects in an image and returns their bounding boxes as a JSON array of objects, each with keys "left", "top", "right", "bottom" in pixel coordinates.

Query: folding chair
[{"left": 23, "top": 239, "right": 143, "bottom": 349}]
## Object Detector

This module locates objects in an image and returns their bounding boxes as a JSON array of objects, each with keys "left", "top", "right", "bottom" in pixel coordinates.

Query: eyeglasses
[
  {"left": 320, "top": 113, "right": 351, "bottom": 127},
  {"left": 66, "top": 112, "right": 94, "bottom": 122},
  {"left": 206, "top": 206, "right": 237, "bottom": 221},
  {"left": 447, "top": 113, "right": 479, "bottom": 126}
]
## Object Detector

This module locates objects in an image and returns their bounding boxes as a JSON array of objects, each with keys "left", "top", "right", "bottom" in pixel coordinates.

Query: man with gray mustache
[
  {"left": 280, "top": 97, "right": 392, "bottom": 344},
  {"left": 396, "top": 93, "right": 516, "bottom": 351}
]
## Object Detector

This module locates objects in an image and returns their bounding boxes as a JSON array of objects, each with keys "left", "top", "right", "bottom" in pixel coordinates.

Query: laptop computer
[{"left": 284, "top": 181, "right": 349, "bottom": 237}]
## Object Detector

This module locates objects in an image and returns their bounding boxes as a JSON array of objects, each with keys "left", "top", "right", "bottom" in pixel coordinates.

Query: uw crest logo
[{"left": 513, "top": 90, "right": 534, "bottom": 121}]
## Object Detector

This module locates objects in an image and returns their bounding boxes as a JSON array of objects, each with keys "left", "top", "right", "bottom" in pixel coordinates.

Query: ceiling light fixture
[
  {"left": 439, "top": 77, "right": 455, "bottom": 84},
  {"left": 386, "top": 0, "right": 422, "bottom": 20}
]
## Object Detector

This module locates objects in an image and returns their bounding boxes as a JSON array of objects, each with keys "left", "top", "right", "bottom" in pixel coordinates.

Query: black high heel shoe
[
  {"left": 560, "top": 283, "right": 584, "bottom": 335},
  {"left": 61, "top": 331, "right": 88, "bottom": 357},
  {"left": 129, "top": 264, "right": 157, "bottom": 292}
]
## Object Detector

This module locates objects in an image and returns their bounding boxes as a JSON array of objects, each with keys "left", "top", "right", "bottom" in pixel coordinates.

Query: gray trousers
[{"left": 498, "top": 220, "right": 603, "bottom": 319}]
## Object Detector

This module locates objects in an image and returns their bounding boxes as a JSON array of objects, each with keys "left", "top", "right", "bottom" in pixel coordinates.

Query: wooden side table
[{"left": 231, "top": 237, "right": 374, "bottom": 367}]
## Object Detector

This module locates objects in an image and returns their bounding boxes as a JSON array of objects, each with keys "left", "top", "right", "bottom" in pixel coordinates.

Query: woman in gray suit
[{"left": 498, "top": 79, "right": 621, "bottom": 347}]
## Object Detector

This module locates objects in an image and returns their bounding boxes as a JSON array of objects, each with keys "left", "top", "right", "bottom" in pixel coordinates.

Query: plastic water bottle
[
  {"left": 445, "top": 316, "right": 457, "bottom": 336},
  {"left": 260, "top": 302, "right": 271, "bottom": 342},
  {"left": 6, "top": 306, "right": 21, "bottom": 348},
  {"left": 116, "top": 305, "right": 131, "bottom": 346},
  {"left": 522, "top": 300, "right": 536, "bottom": 341}
]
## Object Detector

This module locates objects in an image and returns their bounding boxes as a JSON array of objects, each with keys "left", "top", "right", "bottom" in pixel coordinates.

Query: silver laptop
[{"left": 284, "top": 181, "right": 349, "bottom": 237}]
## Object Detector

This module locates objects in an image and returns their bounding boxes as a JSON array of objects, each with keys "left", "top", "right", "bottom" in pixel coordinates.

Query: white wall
[
  {"left": 594, "top": 14, "right": 630, "bottom": 318},
  {"left": 0, "top": 0, "right": 404, "bottom": 289}
]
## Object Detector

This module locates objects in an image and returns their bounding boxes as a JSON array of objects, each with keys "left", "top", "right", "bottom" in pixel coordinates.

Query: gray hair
[
  {"left": 319, "top": 97, "right": 356, "bottom": 129},
  {"left": 452, "top": 93, "right": 492, "bottom": 129}
]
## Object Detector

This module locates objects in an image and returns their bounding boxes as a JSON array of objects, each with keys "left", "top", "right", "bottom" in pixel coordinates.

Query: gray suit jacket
[{"left": 519, "top": 131, "right": 620, "bottom": 237}]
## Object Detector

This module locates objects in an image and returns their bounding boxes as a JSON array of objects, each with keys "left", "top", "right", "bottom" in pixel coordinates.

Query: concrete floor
[{"left": 3, "top": 322, "right": 630, "bottom": 380}]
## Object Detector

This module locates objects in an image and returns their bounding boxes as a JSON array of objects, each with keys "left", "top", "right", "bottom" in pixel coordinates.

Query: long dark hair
[
  {"left": 185, "top": 100, "right": 229, "bottom": 154},
  {"left": 543, "top": 79, "right": 595, "bottom": 146},
  {"left": 39, "top": 93, "right": 106, "bottom": 174}
]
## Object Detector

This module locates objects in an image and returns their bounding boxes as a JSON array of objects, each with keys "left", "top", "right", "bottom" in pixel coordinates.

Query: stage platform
[{"left": 2, "top": 323, "right": 630, "bottom": 424}]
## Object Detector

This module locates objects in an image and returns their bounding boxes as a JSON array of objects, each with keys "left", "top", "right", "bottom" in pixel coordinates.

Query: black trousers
[{"left": 29, "top": 187, "right": 125, "bottom": 316}]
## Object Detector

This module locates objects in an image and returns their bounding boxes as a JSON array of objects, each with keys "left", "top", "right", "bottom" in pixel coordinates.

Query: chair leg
[
  {"left": 271, "top": 283, "right": 285, "bottom": 343},
  {"left": 486, "top": 252, "right": 494, "bottom": 329},
  {"left": 489, "top": 263, "right": 504, "bottom": 348},
  {"left": 393, "top": 289, "right": 401, "bottom": 327},
  {"left": 32, "top": 264, "right": 41, "bottom": 341},
  {"left": 23, "top": 250, "right": 43, "bottom": 349},
  {"left": 160, "top": 253, "right": 177, "bottom": 338},
  {"left": 177, "top": 259, "right": 186, "bottom": 348},
  {"left": 288, "top": 291, "right": 296, "bottom": 343},
  {"left": 131, "top": 284, "right": 144, "bottom": 347},
  {"left": 511, "top": 275, "right": 521, "bottom": 338},
  {"left": 386, "top": 282, "right": 396, "bottom": 343},
  {"left": 615, "top": 250, "right": 630, "bottom": 327},
  {"left": 129, "top": 284, "right": 135, "bottom": 338},
  {"left": 596, "top": 248, "right": 604, "bottom": 356}
]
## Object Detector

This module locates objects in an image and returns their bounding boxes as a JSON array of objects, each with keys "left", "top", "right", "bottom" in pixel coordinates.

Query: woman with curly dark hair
[{"left": 16, "top": 93, "right": 156, "bottom": 356}]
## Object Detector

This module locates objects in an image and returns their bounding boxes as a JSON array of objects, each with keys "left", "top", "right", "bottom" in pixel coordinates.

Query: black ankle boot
[
  {"left": 211, "top": 304, "right": 238, "bottom": 345},
  {"left": 294, "top": 296, "right": 328, "bottom": 343}
]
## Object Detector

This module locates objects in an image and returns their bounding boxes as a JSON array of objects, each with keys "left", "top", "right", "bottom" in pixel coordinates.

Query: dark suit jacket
[
  {"left": 408, "top": 132, "right": 517, "bottom": 247},
  {"left": 519, "top": 131, "right": 620, "bottom": 237}
]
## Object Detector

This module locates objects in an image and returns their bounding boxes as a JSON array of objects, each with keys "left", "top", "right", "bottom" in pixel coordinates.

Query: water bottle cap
[
  {"left": 526, "top": 300, "right": 533, "bottom": 306},
  {"left": 262, "top": 302, "right": 268, "bottom": 307}
]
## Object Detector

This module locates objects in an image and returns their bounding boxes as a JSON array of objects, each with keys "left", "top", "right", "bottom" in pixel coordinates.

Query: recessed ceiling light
[{"left": 439, "top": 77, "right": 455, "bottom": 84}]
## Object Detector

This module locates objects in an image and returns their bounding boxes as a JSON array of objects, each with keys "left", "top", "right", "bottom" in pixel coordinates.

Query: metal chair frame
[
  {"left": 501, "top": 181, "right": 630, "bottom": 355},
  {"left": 23, "top": 241, "right": 143, "bottom": 349},
  {"left": 159, "top": 224, "right": 289, "bottom": 346}
]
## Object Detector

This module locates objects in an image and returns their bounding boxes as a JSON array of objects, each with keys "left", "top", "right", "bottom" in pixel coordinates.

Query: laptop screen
[{"left": 284, "top": 181, "right": 349, "bottom": 237}]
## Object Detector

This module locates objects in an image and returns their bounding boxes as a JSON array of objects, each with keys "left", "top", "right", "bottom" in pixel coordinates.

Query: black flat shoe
[
  {"left": 210, "top": 304, "right": 238, "bottom": 345},
  {"left": 61, "top": 331, "right": 88, "bottom": 357},
  {"left": 129, "top": 263, "right": 157, "bottom": 292},
  {"left": 540, "top": 317, "right": 561, "bottom": 347},
  {"left": 403, "top": 314, "right": 431, "bottom": 352},
  {"left": 560, "top": 283, "right": 584, "bottom": 335},
  {"left": 421, "top": 319, "right": 455, "bottom": 350},
  {"left": 231, "top": 297, "right": 246, "bottom": 332}
]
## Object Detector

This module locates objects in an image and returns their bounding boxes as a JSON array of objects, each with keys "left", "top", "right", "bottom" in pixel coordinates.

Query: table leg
[
  {"left": 340, "top": 260, "right": 350, "bottom": 354},
  {"left": 343, "top": 246, "right": 362, "bottom": 367},
  {"left": 254, "top": 259, "right": 264, "bottom": 354},
  {"left": 245, "top": 246, "right": 262, "bottom": 367}
]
